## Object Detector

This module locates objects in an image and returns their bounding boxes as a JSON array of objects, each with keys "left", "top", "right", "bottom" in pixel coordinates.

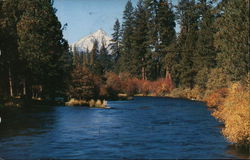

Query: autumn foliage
[
  {"left": 211, "top": 83, "right": 250, "bottom": 146},
  {"left": 104, "top": 72, "right": 174, "bottom": 96},
  {"left": 205, "top": 88, "right": 228, "bottom": 107}
]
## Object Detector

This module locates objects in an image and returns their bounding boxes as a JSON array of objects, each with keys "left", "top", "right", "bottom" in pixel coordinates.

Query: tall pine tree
[
  {"left": 131, "top": 0, "right": 148, "bottom": 79},
  {"left": 110, "top": 19, "right": 122, "bottom": 73},
  {"left": 119, "top": 0, "right": 135, "bottom": 73},
  {"left": 17, "top": 0, "right": 72, "bottom": 99},
  {"left": 193, "top": 0, "right": 216, "bottom": 89},
  {"left": 176, "top": 0, "right": 199, "bottom": 88},
  {"left": 214, "top": 0, "right": 249, "bottom": 81},
  {"left": 157, "top": 0, "right": 176, "bottom": 78}
]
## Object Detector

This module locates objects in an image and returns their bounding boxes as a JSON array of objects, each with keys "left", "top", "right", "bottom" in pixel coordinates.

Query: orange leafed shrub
[
  {"left": 128, "top": 77, "right": 174, "bottom": 96},
  {"left": 123, "top": 78, "right": 139, "bottom": 96},
  {"left": 100, "top": 72, "right": 175, "bottom": 96},
  {"left": 105, "top": 72, "right": 122, "bottom": 93},
  {"left": 205, "top": 88, "right": 228, "bottom": 107}
]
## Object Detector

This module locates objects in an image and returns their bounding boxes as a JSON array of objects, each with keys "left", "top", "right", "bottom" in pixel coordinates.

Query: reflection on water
[
  {"left": 0, "top": 97, "right": 248, "bottom": 159},
  {"left": 0, "top": 106, "right": 55, "bottom": 138},
  {"left": 227, "top": 145, "right": 250, "bottom": 159}
]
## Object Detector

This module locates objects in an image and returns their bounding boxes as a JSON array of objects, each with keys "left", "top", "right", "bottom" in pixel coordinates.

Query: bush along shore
[{"left": 65, "top": 99, "right": 110, "bottom": 109}]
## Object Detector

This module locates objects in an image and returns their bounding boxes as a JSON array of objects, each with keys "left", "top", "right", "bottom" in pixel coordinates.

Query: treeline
[
  {"left": 71, "top": 39, "right": 113, "bottom": 76},
  {"left": 70, "top": 0, "right": 249, "bottom": 101},
  {"left": 109, "top": 0, "right": 249, "bottom": 89},
  {"left": 0, "top": 0, "right": 72, "bottom": 102}
]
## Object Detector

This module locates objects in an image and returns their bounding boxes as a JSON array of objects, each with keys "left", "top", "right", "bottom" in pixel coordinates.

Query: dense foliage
[{"left": 0, "top": 0, "right": 72, "bottom": 102}]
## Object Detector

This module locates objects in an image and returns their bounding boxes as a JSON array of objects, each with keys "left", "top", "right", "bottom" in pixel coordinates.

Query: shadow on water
[
  {"left": 0, "top": 106, "right": 55, "bottom": 138},
  {"left": 226, "top": 145, "right": 250, "bottom": 159}
]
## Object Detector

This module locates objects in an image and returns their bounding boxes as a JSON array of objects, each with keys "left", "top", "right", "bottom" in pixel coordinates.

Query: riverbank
[
  {"left": 0, "top": 97, "right": 66, "bottom": 108},
  {"left": 167, "top": 83, "right": 250, "bottom": 153}
]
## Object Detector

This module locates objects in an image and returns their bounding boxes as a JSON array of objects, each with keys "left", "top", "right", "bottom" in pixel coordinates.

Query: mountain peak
[
  {"left": 71, "top": 29, "right": 112, "bottom": 53},
  {"left": 94, "top": 29, "right": 106, "bottom": 35}
]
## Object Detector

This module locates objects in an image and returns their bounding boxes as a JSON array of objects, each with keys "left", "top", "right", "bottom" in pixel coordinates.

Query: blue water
[{"left": 0, "top": 97, "right": 241, "bottom": 159}]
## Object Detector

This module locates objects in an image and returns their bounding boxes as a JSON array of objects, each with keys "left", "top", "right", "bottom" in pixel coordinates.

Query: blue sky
[{"left": 54, "top": 0, "right": 178, "bottom": 44}]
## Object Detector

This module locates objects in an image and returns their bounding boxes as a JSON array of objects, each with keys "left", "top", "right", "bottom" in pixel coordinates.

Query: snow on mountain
[{"left": 70, "top": 29, "right": 112, "bottom": 53}]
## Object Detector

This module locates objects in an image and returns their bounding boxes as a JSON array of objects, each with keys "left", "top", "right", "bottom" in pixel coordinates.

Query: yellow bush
[
  {"left": 95, "top": 99, "right": 103, "bottom": 108},
  {"left": 213, "top": 83, "right": 250, "bottom": 145},
  {"left": 89, "top": 99, "right": 96, "bottom": 107},
  {"left": 65, "top": 99, "right": 88, "bottom": 106},
  {"left": 205, "top": 88, "right": 228, "bottom": 108}
]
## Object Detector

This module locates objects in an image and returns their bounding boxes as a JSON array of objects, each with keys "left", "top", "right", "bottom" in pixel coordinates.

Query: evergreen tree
[
  {"left": 99, "top": 40, "right": 112, "bottom": 73},
  {"left": 214, "top": 0, "right": 249, "bottom": 81},
  {"left": 110, "top": 19, "right": 121, "bottom": 63},
  {"left": 119, "top": 0, "right": 135, "bottom": 73},
  {"left": 89, "top": 39, "right": 104, "bottom": 75},
  {"left": 193, "top": 0, "right": 216, "bottom": 89},
  {"left": 144, "top": 0, "right": 158, "bottom": 80},
  {"left": 72, "top": 46, "right": 81, "bottom": 66},
  {"left": 131, "top": 0, "right": 148, "bottom": 79},
  {"left": 176, "top": 0, "right": 199, "bottom": 88},
  {"left": 157, "top": 0, "right": 176, "bottom": 78},
  {"left": 17, "top": 0, "right": 72, "bottom": 99},
  {"left": 0, "top": 0, "right": 20, "bottom": 98},
  {"left": 90, "top": 39, "right": 98, "bottom": 65}
]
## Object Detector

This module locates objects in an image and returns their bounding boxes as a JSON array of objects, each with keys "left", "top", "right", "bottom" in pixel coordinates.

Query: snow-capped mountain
[{"left": 70, "top": 29, "right": 112, "bottom": 53}]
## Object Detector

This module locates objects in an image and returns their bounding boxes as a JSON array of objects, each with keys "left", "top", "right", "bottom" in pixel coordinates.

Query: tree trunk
[
  {"left": 23, "top": 79, "right": 26, "bottom": 96},
  {"left": 8, "top": 63, "right": 13, "bottom": 97},
  {"left": 141, "top": 57, "right": 145, "bottom": 80}
]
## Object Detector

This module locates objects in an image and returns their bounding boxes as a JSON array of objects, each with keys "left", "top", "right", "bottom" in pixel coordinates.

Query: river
[{"left": 0, "top": 97, "right": 246, "bottom": 159}]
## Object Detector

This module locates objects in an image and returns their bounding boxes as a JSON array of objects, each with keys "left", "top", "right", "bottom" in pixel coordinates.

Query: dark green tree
[
  {"left": 193, "top": 0, "right": 216, "bottom": 89},
  {"left": 110, "top": 19, "right": 121, "bottom": 64},
  {"left": 99, "top": 41, "right": 112, "bottom": 73},
  {"left": 90, "top": 39, "right": 98, "bottom": 65},
  {"left": 17, "top": 0, "right": 72, "bottom": 100},
  {"left": 214, "top": 0, "right": 249, "bottom": 81},
  {"left": 119, "top": 0, "right": 135, "bottom": 73},
  {"left": 0, "top": 0, "right": 20, "bottom": 98},
  {"left": 157, "top": 0, "right": 176, "bottom": 78},
  {"left": 130, "top": 0, "right": 149, "bottom": 79},
  {"left": 175, "top": 0, "right": 199, "bottom": 88},
  {"left": 144, "top": 0, "right": 158, "bottom": 80}
]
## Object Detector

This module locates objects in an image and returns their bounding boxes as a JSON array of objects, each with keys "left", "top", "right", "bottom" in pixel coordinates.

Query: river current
[{"left": 0, "top": 97, "right": 245, "bottom": 159}]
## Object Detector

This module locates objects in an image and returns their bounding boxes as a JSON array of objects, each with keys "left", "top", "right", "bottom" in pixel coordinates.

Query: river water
[{"left": 0, "top": 97, "right": 246, "bottom": 159}]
